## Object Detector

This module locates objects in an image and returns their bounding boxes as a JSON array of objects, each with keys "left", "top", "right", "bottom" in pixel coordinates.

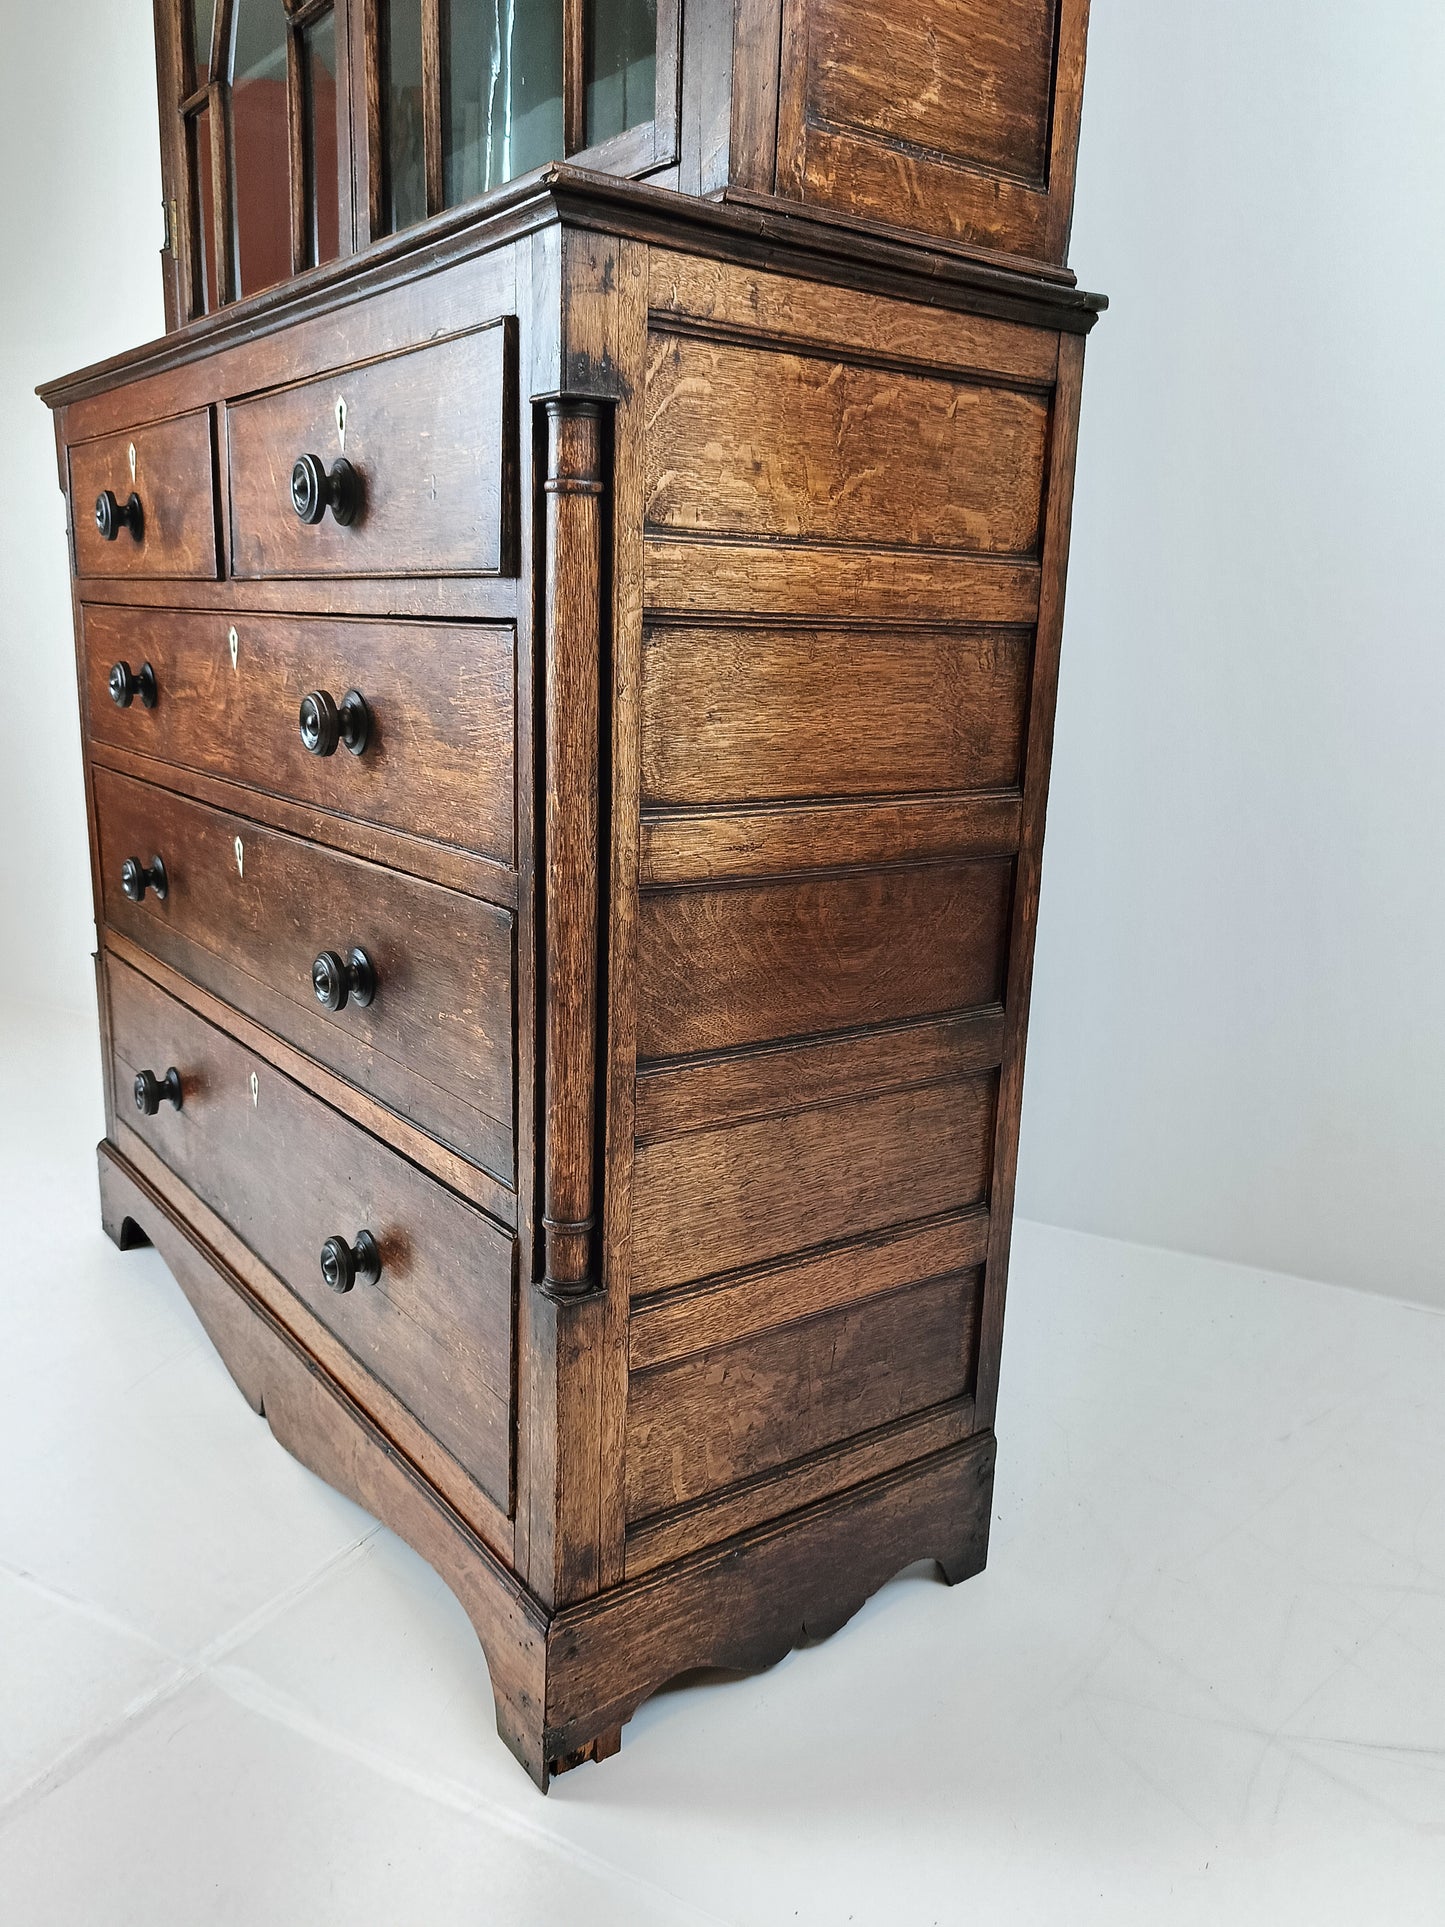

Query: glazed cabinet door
[{"left": 155, "top": 0, "right": 679, "bottom": 323}]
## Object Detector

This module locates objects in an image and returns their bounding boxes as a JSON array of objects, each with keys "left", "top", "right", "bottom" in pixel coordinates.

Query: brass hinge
[{"left": 161, "top": 197, "right": 178, "bottom": 255}]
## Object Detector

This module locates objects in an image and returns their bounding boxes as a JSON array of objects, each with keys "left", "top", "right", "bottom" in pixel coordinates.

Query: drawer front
[
  {"left": 68, "top": 411, "right": 219, "bottom": 581},
  {"left": 107, "top": 954, "right": 513, "bottom": 1509},
  {"left": 82, "top": 606, "right": 515, "bottom": 865},
  {"left": 94, "top": 766, "right": 514, "bottom": 1179},
  {"left": 227, "top": 323, "right": 514, "bottom": 579}
]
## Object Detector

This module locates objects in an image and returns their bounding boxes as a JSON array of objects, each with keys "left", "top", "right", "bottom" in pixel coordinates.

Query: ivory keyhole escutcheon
[
  {"left": 249, "top": 1070, "right": 259, "bottom": 1108},
  {"left": 229, "top": 626, "right": 239, "bottom": 671},
  {"left": 336, "top": 396, "right": 347, "bottom": 451},
  {"left": 234, "top": 836, "right": 244, "bottom": 878},
  {"left": 127, "top": 442, "right": 137, "bottom": 483}
]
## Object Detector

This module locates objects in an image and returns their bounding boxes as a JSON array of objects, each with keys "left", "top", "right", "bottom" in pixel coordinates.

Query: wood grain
[
  {"left": 807, "top": 0, "right": 1061, "bottom": 185},
  {"left": 645, "top": 249, "right": 1059, "bottom": 385},
  {"left": 640, "top": 794, "right": 1021, "bottom": 885},
  {"left": 640, "top": 622, "right": 1031, "bottom": 807},
  {"left": 68, "top": 410, "right": 219, "bottom": 580},
  {"left": 642, "top": 538, "right": 1042, "bottom": 624},
  {"left": 227, "top": 321, "right": 514, "bottom": 577},
  {"left": 635, "top": 860, "right": 1014, "bottom": 1059},
  {"left": 82, "top": 605, "right": 516, "bottom": 865},
  {"left": 626, "top": 1268, "right": 981, "bottom": 1516},
  {"left": 645, "top": 331, "right": 1048, "bottom": 552},
  {"left": 630, "top": 1073, "right": 997, "bottom": 1293},
  {"left": 93, "top": 764, "right": 515, "bottom": 1173},
  {"left": 623, "top": 1396, "right": 978, "bottom": 1573},
  {"left": 630, "top": 1205, "right": 991, "bottom": 1365},
  {"left": 634, "top": 1007, "right": 1006, "bottom": 1141}
]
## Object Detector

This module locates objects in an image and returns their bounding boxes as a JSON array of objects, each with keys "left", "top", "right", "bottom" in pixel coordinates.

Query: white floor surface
[{"left": 2, "top": 997, "right": 1442, "bottom": 1924}]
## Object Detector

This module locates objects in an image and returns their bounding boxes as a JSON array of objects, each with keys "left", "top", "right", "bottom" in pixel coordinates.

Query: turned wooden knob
[
  {"left": 311, "top": 946, "right": 377, "bottom": 1012},
  {"left": 291, "top": 453, "right": 359, "bottom": 526},
  {"left": 133, "top": 1067, "right": 182, "bottom": 1115},
  {"left": 109, "top": 660, "right": 158, "bottom": 709},
  {"left": 120, "top": 854, "right": 168, "bottom": 902},
  {"left": 95, "top": 489, "right": 143, "bottom": 542},
  {"left": 299, "top": 687, "right": 370, "bottom": 757},
  {"left": 320, "top": 1229, "right": 381, "bottom": 1293}
]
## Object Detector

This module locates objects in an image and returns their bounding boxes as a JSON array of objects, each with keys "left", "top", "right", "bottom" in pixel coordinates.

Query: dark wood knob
[
  {"left": 95, "top": 490, "right": 144, "bottom": 542},
  {"left": 290, "top": 453, "right": 359, "bottom": 527},
  {"left": 299, "top": 687, "right": 370, "bottom": 757},
  {"left": 109, "top": 660, "right": 158, "bottom": 709},
  {"left": 133, "top": 1067, "right": 183, "bottom": 1115},
  {"left": 320, "top": 1229, "right": 381, "bottom": 1293},
  {"left": 311, "top": 946, "right": 377, "bottom": 1012},
  {"left": 120, "top": 855, "right": 168, "bottom": 902}
]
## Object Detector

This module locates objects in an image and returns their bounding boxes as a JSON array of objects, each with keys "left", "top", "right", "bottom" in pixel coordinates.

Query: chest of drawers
[{"left": 43, "top": 156, "right": 1102, "bottom": 1785}]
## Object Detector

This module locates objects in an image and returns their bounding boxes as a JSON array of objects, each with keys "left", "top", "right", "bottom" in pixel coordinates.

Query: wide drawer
[
  {"left": 82, "top": 606, "right": 515, "bottom": 866},
  {"left": 68, "top": 410, "right": 219, "bottom": 581},
  {"left": 94, "top": 765, "right": 514, "bottom": 1180},
  {"left": 107, "top": 954, "right": 514, "bottom": 1510},
  {"left": 226, "top": 324, "right": 514, "bottom": 579}
]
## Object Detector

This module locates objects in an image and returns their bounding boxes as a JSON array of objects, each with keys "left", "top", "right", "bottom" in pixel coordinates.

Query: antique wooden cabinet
[{"left": 41, "top": 0, "right": 1102, "bottom": 1787}]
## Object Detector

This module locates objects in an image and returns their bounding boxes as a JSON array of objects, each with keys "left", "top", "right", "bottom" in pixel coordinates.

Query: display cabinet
[
  {"left": 44, "top": 0, "right": 1103, "bottom": 1787},
  {"left": 153, "top": 0, "right": 1091, "bottom": 324}
]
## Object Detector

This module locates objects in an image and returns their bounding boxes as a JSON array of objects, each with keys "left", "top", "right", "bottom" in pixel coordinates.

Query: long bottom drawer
[{"left": 105, "top": 953, "right": 515, "bottom": 1512}]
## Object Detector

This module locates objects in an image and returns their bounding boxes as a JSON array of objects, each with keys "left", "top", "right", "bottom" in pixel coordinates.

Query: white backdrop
[
  {"left": 2, "top": 0, "right": 1442, "bottom": 1309},
  {"left": 0, "top": 0, "right": 165, "bottom": 1018},
  {"left": 1016, "top": 0, "right": 1445, "bottom": 1309}
]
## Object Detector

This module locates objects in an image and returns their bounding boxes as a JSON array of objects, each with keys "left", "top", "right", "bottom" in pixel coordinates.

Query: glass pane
[
  {"left": 191, "top": 0, "right": 216, "bottom": 87},
  {"left": 230, "top": 0, "right": 292, "bottom": 297},
  {"left": 585, "top": 0, "right": 656, "bottom": 148},
  {"left": 444, "top": 0, "right": 564, "bottom": 206},
  {"left": 192, "top": 104, "right": 218, "bottom": 312},
  {"left": 305, "top": 10, "right": 341, "bottom": 266},
  {"left": 384, "top": 0, "right": 426, "bottom": 231}
]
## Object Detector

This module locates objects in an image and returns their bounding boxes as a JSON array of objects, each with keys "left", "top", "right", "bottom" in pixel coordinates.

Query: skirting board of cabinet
[{"left": 96, "top": 1138, "right": 997, "bottom": 1788}]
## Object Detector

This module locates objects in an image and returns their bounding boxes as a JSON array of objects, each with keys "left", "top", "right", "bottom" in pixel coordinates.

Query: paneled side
[
  {"left": 773, "top": 0, "right": 1092, "bottom": 264},
  {"left": 620, "top": 254, "right": 1059, "bottom": 1573}
]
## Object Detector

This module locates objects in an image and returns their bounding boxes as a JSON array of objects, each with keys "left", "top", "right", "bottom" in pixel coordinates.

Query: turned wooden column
[{"left": 539, "top": 396, "right": 607, "bottom": 1302}]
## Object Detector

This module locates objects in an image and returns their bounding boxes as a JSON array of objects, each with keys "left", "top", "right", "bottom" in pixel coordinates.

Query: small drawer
[
  {"left": 226, "top": 322, "right": 515, "bottom": 580},
  {"left": 82, "top": 606, "right": 515, "bottom": 867},
  {"left": 68, "top": 410, "right": 219, "bottom": 581},
  {"left": 107, "top": 954, "right": 514, "bottom": 1511},
  {"left": 93, "top": 765, "right": 514, "bottom": 1181}
]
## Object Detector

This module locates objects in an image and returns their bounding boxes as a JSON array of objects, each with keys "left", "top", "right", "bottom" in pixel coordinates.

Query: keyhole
[
  {"left": 128, "top": 442, "right": 137, "bottom": 483},
  {"left": 249, "top": 1071, "right": 259, "bottom": 1108},
  {"left": 234, "top": 836, "right": 244, "bottom": 878},
  {"left": 229, "top": 626, "right": 239, "bottom": 672},
  {"left": 335, "top": 396, "right": 347, "bottom": 451}
]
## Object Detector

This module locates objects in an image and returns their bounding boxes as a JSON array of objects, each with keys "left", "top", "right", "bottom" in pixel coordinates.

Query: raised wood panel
[
  {"left": 644, "top": 332, "right": 1049, "bottom": 553},
  {"left": 634, "top": 1006, "right": 1006, "bottom": 1142},
  {"left": 807, "top": 0, "right": 1061, "bottom": 186},
  {"left": 630, "top": 1206, "right": 992, "bottom": 1365},
  {"left": 82, "top": 606, "right": 515, "bottom": 866},
  {"left": 625, "top": 1269, "right": 981, "bottom": 1518},
  {"left": 107, "top": 955, "right": 515, "bottom": 1509},
  {"left": 630, "top": 1072, "right": 997, "bottom": 1294},
  {"left": 798, "top": 122, "right": 1051, "bottom": 255},
  {"left": 642, "top": 539, "right": 1042, "bottom": 624},
  {"left": 635, "top": 860, "right": 1014, "bottom": 1059},
  {"left": 640, "top": 794, "right": 1021, "bottom": 885},
  {"left": 641, "top": 623, "right": 1032, "bottom": 806},
  {"left": 646, "top": 250, "right": 1060, "bottom": 385},
  {"left": 227, "top": 322, "right": 514, "bottom": 578},
  {"left": 624, "top": 1396, "right": 978, "bottom": 1574},
  {"left": 775, "top": 0, "right": 1090, "bottom": 263},
  {"left": 68, "top": 410, "right": 219, "bottom": 580},
  {"left": 93, "top": 766, "right": 514, "bottom": 1174}
]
